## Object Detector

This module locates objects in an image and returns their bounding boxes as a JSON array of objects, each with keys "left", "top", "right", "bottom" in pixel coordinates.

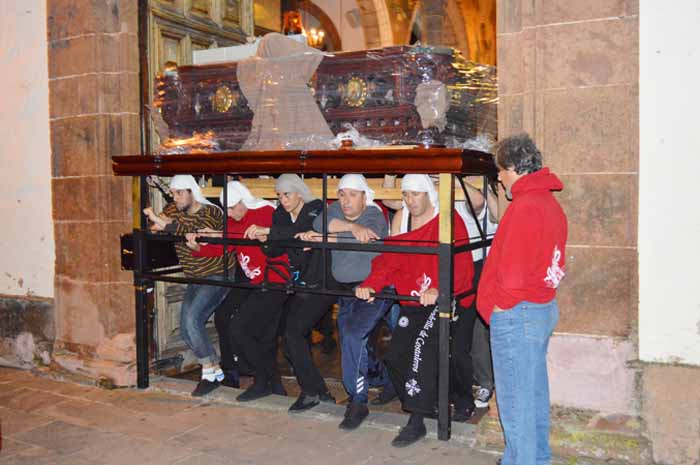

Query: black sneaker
[
  {"left": 391, "top": 422, "right": 427, "bottom": 447},
  {"left": 452, "top": 405, "right": 476, "bottom": 422},
  {"left": 338, "top": 402, "right": 369, "bottom": 430},
  {"left": 319, "top": 391, "right": 336, "bottom": 404},
  {"left": 236, "top": 382, "right": 272, "bottom": 402},
  {"left": 221, "top": 373, "right": 240, "bottom": 389},
  {"left": 270, "top": 380, "right": 287, "bottom": 396},
  {"left": 191, "top": 379, "right": 220, "bottom": 397},
  {"left": 474, "top": 387, "right": 493, "bottom": 408},
  {"left": 288, "top": 394, "right": 320, "bottom": 412},
  {"left": 371, "top": 384, "right": 398, "bottom": 405}
]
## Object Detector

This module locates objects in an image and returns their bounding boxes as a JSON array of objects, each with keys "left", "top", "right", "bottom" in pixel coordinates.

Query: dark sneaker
[
  {"left": 191, "top": 379, "right": 220, "bottom": 397},
  {"left": 270, "top": 380, "right": 287, "bottom": 396},
  {"left": 338, "top": 402, "right": 369, "bottom": 430},
  {"left": 289, "top": 394, "right": 320, "bottom": 412},
  {"left": 391, "top": 423, "right": 427, "bottom": 447},
  {"left": 452, "top": 405, "right": 476, "bottom": 422},
  {"left": 319, "top": 390, "right": 336, "bottom": 404},
  {"left": 236, "top": 382, "right": 272, "bottom": 402},
  {"left": 474, "top": 387, "right": 493, "bottom": 408},
  {"left": 371, "top": 384, "right": 398, "bottom": 405},
  {"left": 221, "top": 373, "right": 240, "bottom": 389}
]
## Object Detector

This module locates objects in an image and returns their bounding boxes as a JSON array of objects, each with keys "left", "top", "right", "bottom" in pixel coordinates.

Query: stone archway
[
  {"left": 297, "top": 0, "right": 342, "bottom": 51},
  {"left": 355, "top": 0, "right": 394, "bottom": 49}
]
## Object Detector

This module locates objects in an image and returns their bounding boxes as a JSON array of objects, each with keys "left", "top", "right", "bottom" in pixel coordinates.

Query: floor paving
[{"left": 0, "top": 367, "right": 500, "bottom": 465}]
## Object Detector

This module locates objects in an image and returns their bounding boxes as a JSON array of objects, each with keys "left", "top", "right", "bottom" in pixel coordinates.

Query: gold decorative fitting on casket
[
  {"left": 342, "top": 76, "right": 368, "bottom": 107},
  {"left": 211, "top": 85, "right": 235, "bottom": 113}
]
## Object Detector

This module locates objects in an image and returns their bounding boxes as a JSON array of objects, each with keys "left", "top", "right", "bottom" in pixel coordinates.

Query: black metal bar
[
  {"left": 135, "top": 0, "right": 150, "bottom": 390},
  {"left": 144, "top": 232, "right": 444, "bottom": 255},
  {"left": 457, "top": 176, "right": 485, "bottom": 240},
  {"left": 138, "top": 272, "right": 420, "bottom": 302},
  {"left": 222, "top": 174, "right": 229, "bottom": 281},
  {"left": 437, "top": 174, "right": 455, "bottom": 441},
  {"left": 133, "top": 228, "right": 150, "bottom": 389},
  {"left": 322, "top": 173, "right": 328, "bottom": 290},
  {"left": 454, "top": 238, "right": 493, "bottom": 254}
]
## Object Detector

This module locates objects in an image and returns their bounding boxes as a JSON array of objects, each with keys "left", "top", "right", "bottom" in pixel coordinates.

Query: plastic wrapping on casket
[{"left": 153, "top": 33, "right": 497, "bottom": 153}]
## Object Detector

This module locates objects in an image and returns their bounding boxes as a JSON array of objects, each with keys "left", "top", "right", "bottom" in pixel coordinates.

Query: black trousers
[
  {"left": 214, "top": 288, "right": 252, "bottom": 375},
  {"left": 385, "top": 305, "right": 440, "bottom": 415},
  {"left": 229, "top": 289, "right": 289, "bottom": 385},
  {"left": 451, "top": 304, "right": 477, "bottom": 409},
  {"left": 283, "top": 292, "right": 338, "bottom": 396},
  {"left": 385, "top": 304, "right": 476, "bottom": 416}
]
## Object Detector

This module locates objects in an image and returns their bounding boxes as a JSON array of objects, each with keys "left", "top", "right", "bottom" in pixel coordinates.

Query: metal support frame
[{"left": 128, "top": 170, "right": 492, "bottom": 440}]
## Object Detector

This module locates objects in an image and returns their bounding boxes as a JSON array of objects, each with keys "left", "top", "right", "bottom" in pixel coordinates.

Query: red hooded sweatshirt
[
  {"left": 193, "top": 205, "right": 290, "bottom": 285},
  {"left": 361, "top": 213, "right": 475, "bottom": 308},
  {"left": 476, "top": 168, "right": 567, "bottom": 323}
]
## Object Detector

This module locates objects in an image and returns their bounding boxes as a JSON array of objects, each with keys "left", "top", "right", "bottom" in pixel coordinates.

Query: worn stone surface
[
  {"left": 556, "top": 247, "right": 637, "bottom": 337},
  {"left": 534, "top": 0, "right": 638, "bottom": 25},
  {"left": 0, "top": 297, "right": 54, "bottom": 341},
  {"left": 538, "top": 17, "right": 638, "bottom": 90},
  {"left": 557, "top": 174, "right": 637, "bottom": 247},
  {"left": 543, "top": 85, "right": 639, "bottom": 174},
  {"left": 0, "top": 368, "right": 497, "bottom": 465},
  {"left": 641, "top": 364, "right": 700, "bottom": 465},
  {"left": 548, "top": 334, "right": 638, "bottom": 414}
]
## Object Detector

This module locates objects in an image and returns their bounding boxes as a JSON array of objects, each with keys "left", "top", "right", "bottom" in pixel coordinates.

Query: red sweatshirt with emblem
[
  {"left": 477, "top": 168, "right": 568, "bottom": 323},
  {"left": 361, "top": 213, "right": 475, "bottom": 308},
  {"left": 193, "top": 205, "right": 290, "bottom": 285}
]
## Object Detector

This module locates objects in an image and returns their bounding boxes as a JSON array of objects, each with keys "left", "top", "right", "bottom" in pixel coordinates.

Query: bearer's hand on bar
[
  {"left": 295, "top": 230, "right": 322, "bottom": 243},
  {"left": 197, "top": 227, "right": 222, "bottom": 238},
  {"left": 244, "top": 224, "right": 270, "bottom": 241},
  {"left": 355, "top": 287, "right": 376, "bottom": 303},
  {"left": 419, "top": 288, "right": 439, "bottom": 306},
  {"left": 185, "top": 233, "right": 200, "bottom": 252},
  {"left": 350, "top": 224, "right": 379, "bottom": 243}
]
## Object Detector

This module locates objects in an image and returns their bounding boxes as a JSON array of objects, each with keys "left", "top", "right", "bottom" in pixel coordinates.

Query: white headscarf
[
  {"left": 275, "top": 174, "right": 315, "bottom": 202},
  {"left": 169, "top": 175, "right": 218, "bottom": 209},
  {"left": 337, "top": 174, "right": 380, "bottom": 209},
  {"left": 398, "top": 174, "right": 439, "bottom": 233},
  {"left": 220, "top": 181, "right": 275, "bottom": 210}
]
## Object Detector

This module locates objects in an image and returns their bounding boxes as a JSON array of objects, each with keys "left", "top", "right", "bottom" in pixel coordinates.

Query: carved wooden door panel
[{"left": 147, "top": 0, "right": 253, "bottom": 366}]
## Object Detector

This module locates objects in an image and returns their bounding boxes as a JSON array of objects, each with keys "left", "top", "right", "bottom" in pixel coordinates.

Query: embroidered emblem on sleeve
[{"left": 544, "top": 245, "right": 565, "bottom": 288}]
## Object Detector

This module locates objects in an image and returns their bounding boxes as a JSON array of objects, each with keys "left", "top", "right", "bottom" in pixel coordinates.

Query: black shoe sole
[{"left": 391, "top": 427, "right": 427, "bottom": 448}]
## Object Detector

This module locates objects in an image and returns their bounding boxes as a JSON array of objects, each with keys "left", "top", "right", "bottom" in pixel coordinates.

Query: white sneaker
[{"left": 474, "top": 387, "right": 492, "bottom": 408}]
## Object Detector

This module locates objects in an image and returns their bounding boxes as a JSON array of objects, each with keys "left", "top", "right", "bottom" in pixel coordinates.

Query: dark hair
[{"left": 495, "top": 134, "right": 543, "bottom": 175}]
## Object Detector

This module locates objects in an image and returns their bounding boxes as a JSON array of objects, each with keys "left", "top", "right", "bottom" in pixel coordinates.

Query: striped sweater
[{"left": 163, "top": 203, "right": 235, "bottom": 278}]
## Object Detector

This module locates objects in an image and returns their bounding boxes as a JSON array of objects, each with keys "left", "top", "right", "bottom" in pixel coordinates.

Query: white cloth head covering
[
  {"left": 398, "top": 174, "right": 439, "bottom": 233},
  {"left": 169, "top": 175, "right": 218, "bottom": 209},
  {"left": 337, "top": 174, "right": 379, "bottom": 209},
  {"left": 275, "top": 174, "right": 315, "bottom": 202},
  {"left": 220, "top": 180, "right": 275, "bottom": 210}
]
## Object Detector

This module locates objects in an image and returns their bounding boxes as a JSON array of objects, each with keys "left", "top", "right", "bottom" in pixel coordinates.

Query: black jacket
[{"left": 263, "top": 199, "right": 334, "bottom": 287}]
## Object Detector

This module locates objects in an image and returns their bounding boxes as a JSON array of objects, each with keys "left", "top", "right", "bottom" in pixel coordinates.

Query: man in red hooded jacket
[{"left": 477, "top": 134, "right": 567, "bottom": 465}]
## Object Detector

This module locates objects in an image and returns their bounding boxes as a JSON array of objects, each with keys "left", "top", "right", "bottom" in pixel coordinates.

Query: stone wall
[
  {"left": 497, "top": 0, "right": 639, "bottom": 412},
  {"left": 0, "top": 296, "right": 54, "bottom": 368},
  {"left": 46, "top": 0, "right": 140, "bottom": 386}
]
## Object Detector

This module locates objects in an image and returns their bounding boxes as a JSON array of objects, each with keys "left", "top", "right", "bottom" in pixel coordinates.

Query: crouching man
[{"left": 297, "top": 174, "right": 390, "bottom": 430}]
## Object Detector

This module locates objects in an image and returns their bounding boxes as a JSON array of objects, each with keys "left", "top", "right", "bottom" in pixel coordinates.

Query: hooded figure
[
  {"left": 169, "top": 175, "right": 218, "bottom": 209},
  {"left": 337, "top": 174, "right": 380, "bottom": 210},
  {"left": 274, "top": 173, "right": 316, "bottom": 203},
  {"left": 219, "top": 180, "right": 275, "bottom": 210},
  {"left": 398, "top": 174, "right": 439, "bottom": 233}
]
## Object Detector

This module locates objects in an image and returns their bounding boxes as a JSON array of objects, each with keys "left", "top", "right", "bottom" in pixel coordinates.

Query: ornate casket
[{"left": 155, "top": 44, "right": 497, "bottom": 151}]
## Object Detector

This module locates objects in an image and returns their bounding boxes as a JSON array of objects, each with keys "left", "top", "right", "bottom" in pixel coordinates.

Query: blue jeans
[
  {"left": 490, "top": 300, "right": 559, "bottom": 465},
  {"left": 180, "top": 275, "right": 231, "bottom": 365},
  {"left": 337, "top": 297, "right": 393, "bottom": 404}
]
